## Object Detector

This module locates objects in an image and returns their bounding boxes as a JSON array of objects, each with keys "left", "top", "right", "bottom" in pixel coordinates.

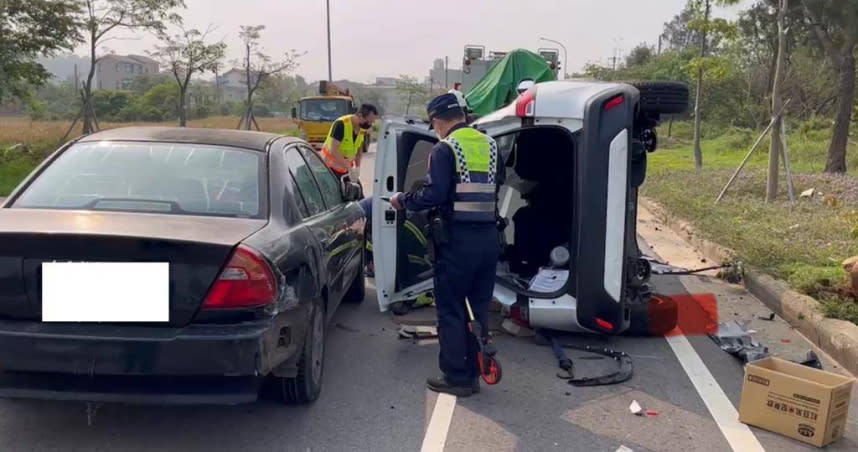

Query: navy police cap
[{"left": 426, "top": 93, "right": 464, "bottom": 122}]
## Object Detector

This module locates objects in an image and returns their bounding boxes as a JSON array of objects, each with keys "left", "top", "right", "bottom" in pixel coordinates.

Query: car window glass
[
  {"left": 12, "top": 142, "right": 263, "bottom": 218},
  {"left": 300, "top": 147, "right": 343, "bottom": 207},
  {"left": 287, "top": 169, "right": 310, "bottom": 218},
  {"left": 404, "top": 138, "right": 434, "bottom": 192},
  {"left": 285, "top": 149, "right": 325, "bottom": 216}
]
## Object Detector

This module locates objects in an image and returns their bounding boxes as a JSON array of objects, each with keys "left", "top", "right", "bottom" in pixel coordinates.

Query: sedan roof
[{"left": 78, "top": 127, "right": 299, "bottom": 152}]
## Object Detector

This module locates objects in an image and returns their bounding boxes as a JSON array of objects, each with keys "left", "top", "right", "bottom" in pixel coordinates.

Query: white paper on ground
[
  {"left": 41, "top": 262, "right": 169, "bottom": 322},
  {"left": 528, "top": 268, "right": 569, "bottom": 293}
]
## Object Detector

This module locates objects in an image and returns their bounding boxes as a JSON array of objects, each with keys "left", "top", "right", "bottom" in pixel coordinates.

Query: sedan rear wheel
[{"left": 278, "top": 304, "right": 325, "bottom": 403}]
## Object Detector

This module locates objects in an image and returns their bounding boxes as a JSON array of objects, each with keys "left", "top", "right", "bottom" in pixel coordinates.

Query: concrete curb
[{"left": 639, "top": 196, "right": 858, "bottom": 376}]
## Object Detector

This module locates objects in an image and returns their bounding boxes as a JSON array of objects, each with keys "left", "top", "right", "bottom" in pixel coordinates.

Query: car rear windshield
[{"left": 13, "top": 141, "right": 266, "bottom": 219}]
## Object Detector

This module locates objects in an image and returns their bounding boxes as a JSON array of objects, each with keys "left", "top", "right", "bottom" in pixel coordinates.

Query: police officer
[
  {"left": 320, "top": 104, "right": 378, "bottom": 177},
  {"left": 390, "top": 93, "right": 504, "bottom": 397}
]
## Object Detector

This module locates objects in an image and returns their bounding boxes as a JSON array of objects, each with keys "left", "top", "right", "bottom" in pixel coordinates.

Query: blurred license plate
[{"left": 41, "top": 262, "right": 169, "bottom": 322}]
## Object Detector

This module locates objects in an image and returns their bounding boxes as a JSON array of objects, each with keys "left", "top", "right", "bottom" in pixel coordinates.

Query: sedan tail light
[{"left": 202, "top": 245, "right": 277, "bottom": 310}]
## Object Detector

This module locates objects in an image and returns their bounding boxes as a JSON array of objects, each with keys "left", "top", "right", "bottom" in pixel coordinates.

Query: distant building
[
  {"left": 428, "top": 58, "right": 462, "bottom": 91},
  {"left": 374, "top": 77, "right": 398, "bottom": 87},
  {"left": 217, "top": 68, "right": 260, "bottom": 103},
  {"left": 95, "top": 54, "right": 159, "bottom": 90}
]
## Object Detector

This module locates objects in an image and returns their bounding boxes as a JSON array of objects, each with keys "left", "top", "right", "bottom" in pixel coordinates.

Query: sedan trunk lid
[{"left": 0, "top": 209, "right": 267, "bottom": 326}]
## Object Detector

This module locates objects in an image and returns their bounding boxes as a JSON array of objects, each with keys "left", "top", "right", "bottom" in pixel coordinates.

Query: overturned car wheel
[
  {"left": 626, "top": 81, "right": 689, "bottom": 116},
  {"left": 625, "top": 295, "right": 678, "bottom": 337}
]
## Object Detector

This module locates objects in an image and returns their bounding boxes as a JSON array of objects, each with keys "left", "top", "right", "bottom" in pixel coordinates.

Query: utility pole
[
  {"left": 540, "top": 37, "right": 568, "bottom": 79},
  {"left": 326, "top": 0, "right": 332, "bottom": 81},
  {"left": 445, "top": 56, "right": 449, "bottom": 89}
]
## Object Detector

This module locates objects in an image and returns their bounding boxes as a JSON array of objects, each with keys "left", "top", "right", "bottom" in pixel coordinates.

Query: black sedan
[{"left": 0, "top": 127, "right": 366, "bottom": 405}]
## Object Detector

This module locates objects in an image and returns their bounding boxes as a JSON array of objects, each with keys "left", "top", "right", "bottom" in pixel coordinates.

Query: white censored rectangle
[{"left": 41, "top": 262, "right": 169, "bottom": 322}]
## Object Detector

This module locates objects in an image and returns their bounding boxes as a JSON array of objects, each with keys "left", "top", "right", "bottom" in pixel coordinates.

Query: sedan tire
[{"left": 277, "top": 303, "right": 325, "bottom": 403}]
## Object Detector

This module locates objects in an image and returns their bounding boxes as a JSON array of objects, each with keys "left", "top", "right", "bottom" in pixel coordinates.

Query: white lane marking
[
  {"left": 666, "top": 334, "right": 765, "bottom": 452},
  {"left": 421, "top": 393, "right": 457, "bottom": 452}
]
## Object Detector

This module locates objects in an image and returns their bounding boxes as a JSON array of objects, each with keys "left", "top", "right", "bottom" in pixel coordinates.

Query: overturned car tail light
[
  {"left": 595, "top": 317, "right": 615, "bottom": 332},
  {"left": 605, "top": 94, "right": 625, "bottom": 111},
  {"left": 515, "top": 87, "right": 537, "bottom": 118},
  {"left": 203, "top": 245, "right": 277, "bottom": 309}
]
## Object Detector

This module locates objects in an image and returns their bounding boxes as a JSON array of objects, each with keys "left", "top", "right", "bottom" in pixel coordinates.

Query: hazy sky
[{"left": 77, "top": 0, "right": 747, "bottom": 83}]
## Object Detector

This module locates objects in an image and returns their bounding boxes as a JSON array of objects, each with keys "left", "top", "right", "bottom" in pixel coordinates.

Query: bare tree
[
  {"left": 75, "top": 0, "right": 185, "bottom": 134},
  {"left": 236, "top": 25, "right": 302, "bottom": 130},
  {"left": 800, "top": 0, "right": 858, "bottom": 173},
  {"left": 150, "top": 25, "right": 225, "bottom": 126}
]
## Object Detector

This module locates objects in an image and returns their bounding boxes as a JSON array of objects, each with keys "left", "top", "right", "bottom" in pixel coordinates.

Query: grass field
[
  {"left": 0, "top": 116, "right": 299, "bottom": 195},
  {"left": 644, "top": 121, "right": 858, "bottom": 324}
]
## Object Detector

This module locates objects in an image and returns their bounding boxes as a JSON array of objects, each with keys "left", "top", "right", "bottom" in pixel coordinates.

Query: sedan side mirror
[{"left": 343, "top": 181, "right": 363, "bottom": 202}]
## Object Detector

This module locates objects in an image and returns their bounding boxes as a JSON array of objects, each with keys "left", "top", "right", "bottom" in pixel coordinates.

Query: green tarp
[{"left": 465, "top": 49, "right": 557, "bottom": 116}]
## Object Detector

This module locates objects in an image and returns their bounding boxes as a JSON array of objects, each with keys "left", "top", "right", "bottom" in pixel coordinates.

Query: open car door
[{"left": 372, "top": 120, "right": 439, "bottom": 312}]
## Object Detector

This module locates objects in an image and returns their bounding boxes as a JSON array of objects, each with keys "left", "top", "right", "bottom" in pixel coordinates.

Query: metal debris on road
[
  {"left": 398, "top": 325, "right": 438, "bottom": 343},
  {"left": 708, "top": 321, "right": 769, "bottom": 363},
  {"left": 798, "top": 350, "right": 823, "bottom": 370},
  {"left": 757, "top": 312, "right": 775, "bottom": 321}
]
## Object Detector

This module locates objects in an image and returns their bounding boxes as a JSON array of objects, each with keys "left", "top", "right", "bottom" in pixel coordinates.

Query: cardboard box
[{"left": 739, "top": 357, "right": 855, "bottom": 447}]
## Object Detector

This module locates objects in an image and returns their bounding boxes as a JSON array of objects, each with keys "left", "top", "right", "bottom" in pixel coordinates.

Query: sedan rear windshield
[{"left": 13, "top": 141, "right": 266, "bottom": 219}]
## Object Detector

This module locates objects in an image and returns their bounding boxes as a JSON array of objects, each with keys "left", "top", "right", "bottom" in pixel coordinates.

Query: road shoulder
[{"left": 639, "top": 196, "right": 858, "bottom": 377}]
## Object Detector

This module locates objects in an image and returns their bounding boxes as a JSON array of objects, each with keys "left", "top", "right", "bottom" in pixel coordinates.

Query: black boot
[{"left": 426, "top": 376, "right": 473, "bottom": 397}]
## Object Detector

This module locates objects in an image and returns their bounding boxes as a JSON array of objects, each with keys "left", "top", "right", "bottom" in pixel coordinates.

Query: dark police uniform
[{"left": 393, "top": 93, "right": 504, "bottom": 393}]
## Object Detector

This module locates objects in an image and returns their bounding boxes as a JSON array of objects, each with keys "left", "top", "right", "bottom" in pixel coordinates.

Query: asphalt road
[{"left": 0, "top": 145, "right": 855, "bottom": 451}]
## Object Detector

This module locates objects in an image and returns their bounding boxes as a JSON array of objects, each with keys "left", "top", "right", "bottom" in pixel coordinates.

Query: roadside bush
[
  {"left": 115, "top": 102, "right": 165, "bottom": 122},
  {"left": 91, "top": 90, "right": 137, "bottom": 122},
  {"left": 189, "top": 104, "right": 211, "bottom": 120}
]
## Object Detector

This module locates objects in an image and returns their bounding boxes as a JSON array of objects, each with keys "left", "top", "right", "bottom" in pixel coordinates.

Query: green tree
[
  {"left": 0, "top": 0, "right": 80, "bottom": 102},
  {"left": 625, "top": 43, "right": 655, "bottom": 67},
  {"left": 150, "top": 25, "right": 225, "bottom": 126},
  {"left": 800, "top": 0, "right": 858, "bottom": 173},
  {"left": 395, "top": 75, "right": 429, "bottom": 116},
  {"left": 76, "top": 0, "right": 185, "bottom": 133},
  {"left": 257, "top": 74, "right": 306, "bottom": 114},
  {"left": 129, "top": 73, "right": 171, "bottom": 95},
  {"left": 31, "top": 81, "right": 79, "bottom": 120},
  {"left": 688, "top": 0, "right": 742, "bottom": 169}
]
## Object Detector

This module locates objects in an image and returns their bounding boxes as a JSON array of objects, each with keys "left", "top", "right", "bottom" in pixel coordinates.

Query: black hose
[{"left": 655, "top": 264, "right": 729, "bottom": 276}]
